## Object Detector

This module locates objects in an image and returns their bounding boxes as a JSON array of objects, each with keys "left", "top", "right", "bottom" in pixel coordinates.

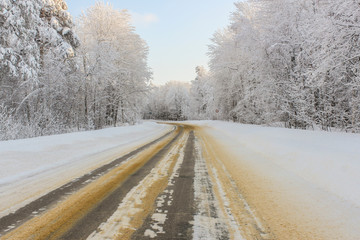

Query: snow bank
[
  {"left": 0, "top": 122, "right": 172, "bottom": 217},
  {"left": 188, "top": 120, "right": 360, "bottom": 239},
  {"left": 189, "top": 120, "right": 360, "bottom": 207}
]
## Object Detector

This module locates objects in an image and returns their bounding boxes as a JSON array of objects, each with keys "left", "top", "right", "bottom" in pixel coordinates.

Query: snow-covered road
[
  {"left": 0, "top": 122, "right": 173, "bottom": 218},
  {"left": 1, "top": 120, "right": 360, "bottom": 239}
]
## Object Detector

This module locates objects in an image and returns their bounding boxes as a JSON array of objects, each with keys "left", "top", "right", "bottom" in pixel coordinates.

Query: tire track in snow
[
  {"left": 132, "top": 130, "right": 196, "bottom": 239},
  {"left": 0, "top": 127, "right": 182, "bottom": 240},
  {"left": 0, "top": 126, "right": 176, "bottom": 237},
  {"left": 192, "top": 136, "right": 232, "bottom": 240},
  {"left": 132, "top": 129, "right": 240, "bottom": 240},
  {"left": 1, "top": 123, "right": 274, "bottom": 239},
  {"left": 86, "top": 130, "right": 189, "bottom": 240},
  {"left": 197, "top": 126, "right": 273, "bottom": 240}
]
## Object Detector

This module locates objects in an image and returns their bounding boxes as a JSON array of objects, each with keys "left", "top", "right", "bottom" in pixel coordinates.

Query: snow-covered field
[
  {"left": 188, "top": 120, "right": 360, "bottom": 239},
  {"left": 0, "top": 122, "right": 173, "bottom": 218}
]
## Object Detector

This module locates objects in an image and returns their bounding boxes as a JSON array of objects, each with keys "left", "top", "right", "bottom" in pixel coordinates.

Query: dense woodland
[
  {"left": 0, "top": 1, "right": 150, "bottom": 139},
  {"left": 147, "top": 0, "right": 360, "bottom": 132},
  {"left": 1, "top": 0, "right": 360, "bottom": 140}
]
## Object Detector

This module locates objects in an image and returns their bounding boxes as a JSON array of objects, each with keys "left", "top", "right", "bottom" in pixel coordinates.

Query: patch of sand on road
[{"left": 194, "top": 126, "right": 272, "bottom": 240}]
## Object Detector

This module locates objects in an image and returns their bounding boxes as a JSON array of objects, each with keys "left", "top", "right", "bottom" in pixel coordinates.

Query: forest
[
  {"left": 0, "top": 1, "right": 150, "bottom": 140},
  {"left": 146, "top": 0, "right": 360, "bottom": 133},
  {"left": 1, "top": 0, "right": 360, "bottom": 140}
]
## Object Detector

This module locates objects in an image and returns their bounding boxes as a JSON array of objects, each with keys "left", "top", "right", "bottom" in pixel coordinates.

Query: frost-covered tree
[
  {"left": 0, "top": 0, "right": 42, "bottom": 106},
  {"left": 77, "top": 2, "right": 151, "bottom": 128},
  {"left": 193, "top": 0, "right": 360, "bottom": 132},
  {"left": 0, "top": 0, "right": 80, "bottom": 139},
  {"left": 39, "top": 0, "right": 80, "bottom": 59},
  {"left": 0, "top": 1, "right": 152, "bottom": 140},
  {"left": 189, "top": 66, "right": 213, "bottom": 119},
  {"left": 309, "top": 0, "right": 360, "bottom": 131},
  {"left": 206, "top": 2, "right": 276, "bottom": 124},
  {"left": 144, "top": 81, "right": 190, "bottom": 121}
]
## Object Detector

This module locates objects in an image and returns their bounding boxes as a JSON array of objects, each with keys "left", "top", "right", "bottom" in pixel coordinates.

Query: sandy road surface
[{"left": 4, "top": 122, "right": 344, "bottom": 239}]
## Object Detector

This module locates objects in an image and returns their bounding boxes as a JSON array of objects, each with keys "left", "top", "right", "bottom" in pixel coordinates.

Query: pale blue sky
[{"left": 66, "top": 0, "right": 237, "bottom": 85}]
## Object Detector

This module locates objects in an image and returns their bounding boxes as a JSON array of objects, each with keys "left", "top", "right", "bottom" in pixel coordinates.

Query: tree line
[
  {"left": 0, "top": 1, "right": 151, "bottom": 140},
  {"left": 2, "top": 0, "right": 359, "bottom": 140},
  {"left": 146, "top": 0, "right": 360, "bottom": 132}
]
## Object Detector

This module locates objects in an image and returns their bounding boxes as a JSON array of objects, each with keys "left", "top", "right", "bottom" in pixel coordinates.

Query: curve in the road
[{"left": 1, "top": 123, "right": 273, "bottom": 240}]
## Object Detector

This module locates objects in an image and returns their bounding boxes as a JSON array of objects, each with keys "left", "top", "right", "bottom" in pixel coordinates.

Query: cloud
[{"left": 130, "top": 12, "right": 159, "bottom": 27}]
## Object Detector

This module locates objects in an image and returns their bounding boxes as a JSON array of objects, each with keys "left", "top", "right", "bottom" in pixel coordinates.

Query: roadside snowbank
[
  {"left": 190, "top": 120, "right": 360, "bottom": 207},
  {"left": 0, "top": 122, "right": 172, "bottom": 217},
  {"left": 188, "top": 120, "right": 360, "bottom": 239}
]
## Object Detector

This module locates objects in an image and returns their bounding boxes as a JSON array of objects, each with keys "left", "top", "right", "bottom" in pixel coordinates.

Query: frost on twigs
[{"left": 0, "top": 0, "right": 80, "bottom": 140}]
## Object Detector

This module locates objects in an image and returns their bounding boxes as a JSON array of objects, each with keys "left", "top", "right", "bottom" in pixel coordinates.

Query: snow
[
  {"left": 2, "top": 119, "right": 360, "bottom": 238},
  {"left": 193, "top": 136, "right": 240, "bottom": 240},
  {"left": 87, "top": 131, "right": 188, "bottom": 240},
  {"left": 189, "top": 120, "right": 360, "bottom": 208},
  {"left": 187, "top": 120, "right": 360, "bottom": 239},
  {"left": 0, "top": 122, "right": 172, "bottom": 218}
]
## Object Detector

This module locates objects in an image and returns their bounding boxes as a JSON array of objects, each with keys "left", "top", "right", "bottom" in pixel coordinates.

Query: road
[{"left": 0, "top": 124, "right": 272, "bottom": 240}]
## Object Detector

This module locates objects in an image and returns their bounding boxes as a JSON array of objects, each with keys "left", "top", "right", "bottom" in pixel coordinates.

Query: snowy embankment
[
  {"left": 0, "top": 122, "right": 172, "bottom": 218},
  {"left": 188, "top": 120, "right": 360, "bottom": 239}
]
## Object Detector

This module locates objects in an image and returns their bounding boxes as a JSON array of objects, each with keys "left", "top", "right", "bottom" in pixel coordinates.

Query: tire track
[
  {"left": 87, "top": 129, "right": 189, "bottom": 240},
  {"left": 192, "top": 135, "right": 231, "bottom": 240},
  {"left": 0, "top": 123, "right": 274, "bottom": 240},
  {"left": 60, "top": 127, "right": 184, "bottom": 240},
  {"left": 195, "top": 125, "right": 273, "bottom": 240},
  {"left": 0, "top": 126, "right": 182, "bottom": 240},
  {"left": 0, "top": 126, "right": 176, "bottom": 237},
  {"left": 132, "top": 130, "right": 196, "bottom": 239}
]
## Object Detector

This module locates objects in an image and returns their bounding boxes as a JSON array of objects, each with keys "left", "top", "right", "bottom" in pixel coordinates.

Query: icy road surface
[{"left": 1, "top": 121, "right": 360, "bottom": 239}]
